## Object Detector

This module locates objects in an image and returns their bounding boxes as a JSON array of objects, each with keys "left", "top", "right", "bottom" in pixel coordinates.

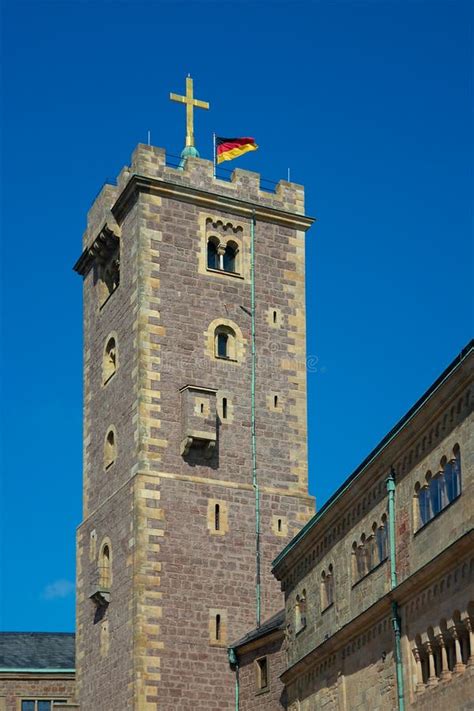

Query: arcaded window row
[
  {"left": 352, "top": 514, "right": 388, "bottom": 585},
  {"left": 412, "top": 604, "right": 473, "bottom": 691},
  {"left": 414, "top": 444, "right": 461, "bottom": 531}
]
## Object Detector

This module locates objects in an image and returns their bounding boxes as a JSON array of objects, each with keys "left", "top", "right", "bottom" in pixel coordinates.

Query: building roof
[
  {"left": 273, "top": 338, "right": 474, "bottom": 573},
  {"left": 0, "top": 633, "right": 75, "bottom": 671},
  {"left": 230, "top": 609, "right": 285, "bottom": 651}
]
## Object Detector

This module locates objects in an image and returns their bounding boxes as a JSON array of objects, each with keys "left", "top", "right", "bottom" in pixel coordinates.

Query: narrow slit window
[
  {"left": 100, "top": 544, "right": 111, "bottom": 589},
  {"left": 273, "top": 310, "right": 277, "bottom": 324},
  {"left": 103, "top": 336, "right": 117, "bottom": 384},
  {"left": 222, "top": 397, "right": 228, "bottom": 419},
  {"left": 104, "top": 429, "right": 116, "bottom": 470},
  {"left": 215, "top": 614, "right": 221, "bottom": 641},
  {"left": 200, "top": 403, "right": 204, "bottom": 414},
  {"left": 274, "top": 395, "right": 278, "bottom": 408},
  {"left": 215, "top": 504, "right": 220, "bottom": 531},
  {"left": 277, "top": 518, "right": 282, "bottom": 532},
  {"left": 256, "top": 657, "right": 268, "bottom": 690}
]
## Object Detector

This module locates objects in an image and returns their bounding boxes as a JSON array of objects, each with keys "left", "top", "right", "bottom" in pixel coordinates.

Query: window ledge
[
  {"left": 215, "top": 355, "right": 238, "bottom": 363},
  {"left": 321, "top": 602, "right": 334, "bottom": 615},
  {"left": 352, "top": 557, "right": 388, "bottom": 589},
  {"left": 255, "top": 687, "right": 270, "bottom": 696},
  {"left": 414, "top": 493, "right": 461, "bottom": 536},
  {"left": 206, "top": 267, "right": 244, "bottom": 280},
  {"left": 295, "top": 624, "right": 307, "bottom": 637}
]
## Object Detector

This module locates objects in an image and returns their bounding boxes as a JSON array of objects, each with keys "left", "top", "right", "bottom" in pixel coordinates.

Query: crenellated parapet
[{"left": 78, "top": 142, "right": 312, "bottom": 260}]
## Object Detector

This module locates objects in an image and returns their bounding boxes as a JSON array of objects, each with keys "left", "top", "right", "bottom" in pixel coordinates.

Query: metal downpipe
[
  {"left": 227, "top": 648, "right": 239, "bottom": 711},
  {"left": 250, "top": 212, "right": 261, "bottom": 629},
  {"left": 387, "top": 469, "right": 405, "bottom": 711}
]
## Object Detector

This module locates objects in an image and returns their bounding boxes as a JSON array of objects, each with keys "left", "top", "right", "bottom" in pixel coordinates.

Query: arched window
[
  {"left": 214, "top": 325, "right": 236, "bottom": 360},
  {"left": 368, "top": 523, "right": 377, "bottom": 569},
  {"left": 104, "top": 428, "right": 116, "bottom": 470},
  {"left": 444, "top": 458, "right": 455, "bottom": 503},
  {"left": 327, "top": 564, "right": 334, "bottom": 606},
  {"left": 320, "top": 571, "right": 327, "bottom": 609},
  {"left": 295, "top": 590, "right": 306, "bottom": 633},
  {"left": 351, "top": 542, "right": 358, "bottom": 583},
  {"left": 217, "top": 332, "right": 228, "bottom": 358},
  {"left": 321, "top": 565, "right": 334, "bottom": 610},
  {"left": 99, "top": 543, "right": 111, "bottom": 589},
  {"left": 418, "top": 483, "right": 430, "bottom": 527},
  {"left": 451, "top": 444, "right": 462, "bottom": 500},
  {"left": 428, "top": 471, "right": 442, "bottom": 517},
  {"left": 376, "top": 515, "right": 388, "bottom": 561},
  {"left": 357, "top": 535, "right": 367, "bottom": 579},
  {"left": 103, "top": 336, "right": 117, "bottom": 384},
  {"left": 207, "top": 237, "right": 219, "bottom": 270},
  {"left": 223, "top": 242, "right": 237, "bottom": 273}
]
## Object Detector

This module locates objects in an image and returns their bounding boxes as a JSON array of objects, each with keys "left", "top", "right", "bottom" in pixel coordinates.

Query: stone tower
[{"left": 74, "top": 142, "right": 315, "bottom": 710}]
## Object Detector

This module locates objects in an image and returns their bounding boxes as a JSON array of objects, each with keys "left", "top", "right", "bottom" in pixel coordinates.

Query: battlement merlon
[{"left": 79, "top": 143, "right": 315, "bottom": 253}]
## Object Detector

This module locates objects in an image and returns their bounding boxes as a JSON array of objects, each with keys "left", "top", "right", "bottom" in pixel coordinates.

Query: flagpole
[{"left": 213, "top": 132, "right": 216, "bottom": 178}]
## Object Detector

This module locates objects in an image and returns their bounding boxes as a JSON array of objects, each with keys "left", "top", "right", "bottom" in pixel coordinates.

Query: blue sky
[{"left": 1, "top": 0, "right": 472, "bottom": 632}]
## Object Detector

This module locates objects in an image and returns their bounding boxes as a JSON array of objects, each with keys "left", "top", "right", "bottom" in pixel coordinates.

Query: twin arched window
[{"left": 207, "top": 237, "right": 239, "bottom": 274}]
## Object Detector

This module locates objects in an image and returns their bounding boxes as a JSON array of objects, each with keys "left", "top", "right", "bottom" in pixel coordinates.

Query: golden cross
[{"left": 170, "top": 75, "right": 210, "bottom": 148}]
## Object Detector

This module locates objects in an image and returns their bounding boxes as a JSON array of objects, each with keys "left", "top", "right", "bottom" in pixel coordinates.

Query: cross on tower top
[{"left": 170, "top": 75, "right": 210, "bottom": 157}]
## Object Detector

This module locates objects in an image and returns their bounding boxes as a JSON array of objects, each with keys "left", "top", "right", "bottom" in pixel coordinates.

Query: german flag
[{"left": 216, "top": 136, "right": 258, "bottom": 164}]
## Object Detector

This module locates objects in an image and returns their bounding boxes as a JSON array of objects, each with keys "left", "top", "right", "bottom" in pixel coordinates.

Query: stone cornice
[
  {"left": 73, "top": 222, "right": 121, "bottom": 276},
  {"left": 111, "top": 173, "right": 315, "bottom": 231},
  {"left": 280, "top": 529, "right": 474, "bottom": 684}
]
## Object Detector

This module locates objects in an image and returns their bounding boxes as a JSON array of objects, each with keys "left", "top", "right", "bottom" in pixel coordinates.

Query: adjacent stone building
[
  {"left": 231, "top": 341, "right": 473, "bottom": 710},
  {"left": 0, "top": 633, "right": 76, "bottom": 710}
]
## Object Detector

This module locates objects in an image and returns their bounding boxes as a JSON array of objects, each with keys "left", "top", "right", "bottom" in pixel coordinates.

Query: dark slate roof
[
  {"left": 0, "top": 633, "right": 75, "bottom": 670},
  {"left": 230, "top": 609, "right": 285, "bottom": 651}
]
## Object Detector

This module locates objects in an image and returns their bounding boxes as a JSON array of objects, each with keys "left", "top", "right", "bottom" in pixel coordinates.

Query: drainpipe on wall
[
  {"left": 386, "top": 468, "right": 405, "bottom": 711},
  {"left": 227, "top": 648, "right": 240, "bottom": 711},
  {"left": 250, "top": 211, "right": 261, "bottom": 629}
]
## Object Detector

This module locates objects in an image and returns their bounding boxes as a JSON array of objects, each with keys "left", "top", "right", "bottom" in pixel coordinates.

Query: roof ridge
[{"left": 0, "top": 632, "right": 75, "bottom": 636}]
